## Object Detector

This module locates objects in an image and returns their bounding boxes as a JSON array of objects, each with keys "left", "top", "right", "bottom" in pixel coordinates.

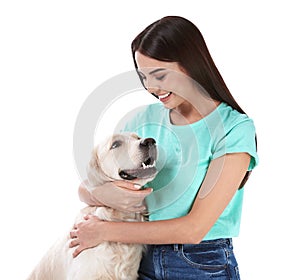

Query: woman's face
[{"left": 135, "top": 51, "right": 195, "bottom": 110}]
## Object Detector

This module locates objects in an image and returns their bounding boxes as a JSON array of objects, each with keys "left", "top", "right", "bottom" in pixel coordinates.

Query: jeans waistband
[{"left": 151, "top": 238, "right": 232, "bottom": 252}]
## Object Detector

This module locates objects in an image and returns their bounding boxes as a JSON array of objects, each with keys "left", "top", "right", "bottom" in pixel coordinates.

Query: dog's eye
[{"left": 111, "top": 140, "right": 122, "bottom": 149}]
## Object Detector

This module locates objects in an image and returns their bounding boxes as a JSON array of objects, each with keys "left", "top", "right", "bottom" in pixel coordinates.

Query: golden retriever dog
[{"left": 27, "top": 132, "right": 157, "bottom": 280}]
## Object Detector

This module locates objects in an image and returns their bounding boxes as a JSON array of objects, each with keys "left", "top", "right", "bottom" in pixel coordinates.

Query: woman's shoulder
[{"left": 217, "top": 102, "right": 255, "bottom": 130}]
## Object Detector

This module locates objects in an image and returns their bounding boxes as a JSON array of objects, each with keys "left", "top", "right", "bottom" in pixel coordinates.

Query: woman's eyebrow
[
  {"left": 149, "top": 68, "right": 166, "bottom": 75},
  {"left": 137, "top": 68, "right": 166, "bottom": 77}
]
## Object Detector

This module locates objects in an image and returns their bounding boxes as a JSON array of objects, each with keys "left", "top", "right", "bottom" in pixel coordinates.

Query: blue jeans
[{"left": 138, "top": 238, "right": 240, "bottom": 279}]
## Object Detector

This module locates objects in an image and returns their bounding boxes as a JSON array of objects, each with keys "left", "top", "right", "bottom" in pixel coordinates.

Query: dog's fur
[{"left": 27, "top": 133, "right": 157, "bottom": 280}]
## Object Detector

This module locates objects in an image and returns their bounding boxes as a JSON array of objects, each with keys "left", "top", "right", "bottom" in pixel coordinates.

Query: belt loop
[{"left": 173, "top": 244, "right": 179, "bottom": 251}]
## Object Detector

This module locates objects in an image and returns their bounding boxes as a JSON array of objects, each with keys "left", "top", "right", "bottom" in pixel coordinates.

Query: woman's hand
[
  {"left": 79, "top": 180, "right": 153, "bottom": 213},
  {"left": 69, "top": 214, "right": 106, "bottom": 258}
]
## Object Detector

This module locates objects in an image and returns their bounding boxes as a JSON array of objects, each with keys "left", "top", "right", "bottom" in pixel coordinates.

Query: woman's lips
[{"left": 158, "top": 92, "right": 172, "bottom": 102}]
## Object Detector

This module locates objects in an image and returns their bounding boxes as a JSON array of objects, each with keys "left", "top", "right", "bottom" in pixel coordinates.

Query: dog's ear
[
  {"left": 86, "top": 146, "right": 100, "bottom": 185},
  {"left": 88, "top": 146, "right": 100, "bottom": 172},
  {"left": 89, "top": 146, "right": 100, "bottom": 170}
]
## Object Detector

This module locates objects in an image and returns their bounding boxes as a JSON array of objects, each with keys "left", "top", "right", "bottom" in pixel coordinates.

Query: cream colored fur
[{"left": 27, "top": 133, "right": 157, "bottom": 280}]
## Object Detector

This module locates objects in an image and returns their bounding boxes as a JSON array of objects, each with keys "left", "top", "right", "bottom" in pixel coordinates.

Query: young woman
[{"left": 70, "top": 16, "right": 258, "bottom": 279}]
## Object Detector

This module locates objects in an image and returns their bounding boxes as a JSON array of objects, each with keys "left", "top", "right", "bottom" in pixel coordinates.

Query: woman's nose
[
  {"left": 146, "top": 86, "right": 161, "bottom": 95},
  {"left": 143, "top": 76, "right": 160, "bottom": 93}
]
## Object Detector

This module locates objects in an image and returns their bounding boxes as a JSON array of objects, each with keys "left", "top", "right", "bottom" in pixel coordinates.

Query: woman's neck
[{"left": 170, "top": 99, "right": 220, "bottom": 125}]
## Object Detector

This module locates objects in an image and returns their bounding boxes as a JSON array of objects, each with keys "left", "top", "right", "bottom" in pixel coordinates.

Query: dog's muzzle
[{"left": 119, "top": 138, "right": 157, "bottom": 180}]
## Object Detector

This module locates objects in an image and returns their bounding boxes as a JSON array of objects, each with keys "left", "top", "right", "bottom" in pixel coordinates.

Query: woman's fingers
[
  {"left": 83, "top": 214, "right": 95, "bottom": 220},
  {"left": 72, "top": 245, "right": 84, "bottom": 258},
  {"left": 69, "top": 230, "right": 77, "bottom": 239},
  {"left": 69, "top": 238, "right": 80, "bottom": 248},
  {"left": 113, "top": 180, "right": 141, "bottom": 190}
]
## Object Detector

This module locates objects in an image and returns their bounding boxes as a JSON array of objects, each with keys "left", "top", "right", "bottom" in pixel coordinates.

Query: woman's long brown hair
[{"left": 131, "top": 16, "right": 257, "bottom": 189}]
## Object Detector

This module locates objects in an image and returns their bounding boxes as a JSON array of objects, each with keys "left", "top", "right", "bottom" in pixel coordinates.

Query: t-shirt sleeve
[{"left": 212, "top": 118, "right": 258, "bottom": 170}]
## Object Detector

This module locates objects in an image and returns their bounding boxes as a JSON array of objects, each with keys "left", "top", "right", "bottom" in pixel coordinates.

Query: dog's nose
[{"left": 140, "top": 138, "right": 156, "bottom": 147}]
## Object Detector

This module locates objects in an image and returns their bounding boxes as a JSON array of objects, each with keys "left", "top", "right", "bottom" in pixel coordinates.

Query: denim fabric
[{"left": 138, "top": 238, "right": 240, "bottom": 280}]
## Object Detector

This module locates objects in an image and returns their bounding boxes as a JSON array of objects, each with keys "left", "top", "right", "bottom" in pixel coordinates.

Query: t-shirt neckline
[{"left": 166, "top": 102, "right": 225, "bottom": 128}]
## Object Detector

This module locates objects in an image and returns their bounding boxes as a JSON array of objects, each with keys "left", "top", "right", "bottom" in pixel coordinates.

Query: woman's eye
[
  {"left": 111, "top": 141, "right": 122, "bottom": 149},
  {"left": 155, "top": 74, "right": 166, "bottom": 81}
]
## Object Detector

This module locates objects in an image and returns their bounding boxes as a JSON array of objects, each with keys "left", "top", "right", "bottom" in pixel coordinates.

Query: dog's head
[{"left": 87, "top": 132, "right": 157, "bottom": 188}]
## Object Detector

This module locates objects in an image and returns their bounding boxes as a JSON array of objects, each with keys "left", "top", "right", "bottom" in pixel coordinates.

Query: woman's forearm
[
  {"left": 78, "top": 180, "right": 152, "bottom": 211},
  {"left": 78, "top": 181, "right": 104, "bottom": 206},
  {"left": 102, "top": 215, "right": 204, "bottom": 245},
  {"left": 70, "top": 208, "right": 210, "bottom": 257}
]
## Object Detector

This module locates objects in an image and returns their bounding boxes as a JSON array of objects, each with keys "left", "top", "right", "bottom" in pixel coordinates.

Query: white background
[{"left": 1, "top": 1, "right": 299, "bottom": 279}]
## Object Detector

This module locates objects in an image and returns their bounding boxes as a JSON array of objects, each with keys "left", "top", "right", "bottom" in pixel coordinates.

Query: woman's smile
[{"left": 158, "top": 92, "right": 173, "bottom": 102}]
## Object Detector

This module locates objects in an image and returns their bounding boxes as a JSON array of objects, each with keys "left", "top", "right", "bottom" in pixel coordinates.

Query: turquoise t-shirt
[{"left": 122, "top": 102, "right": 258, "bottom": 240}]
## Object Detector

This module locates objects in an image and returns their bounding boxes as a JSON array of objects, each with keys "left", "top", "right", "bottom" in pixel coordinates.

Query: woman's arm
[
  {"left": 70, "top": 153, "right": 250, "bottom": 257},
  {"left": 78, "top": 180, "right": 104, "bottom": 206},
  {"left": 78, "top": 179, "right": 153, "bottom": 212}
]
